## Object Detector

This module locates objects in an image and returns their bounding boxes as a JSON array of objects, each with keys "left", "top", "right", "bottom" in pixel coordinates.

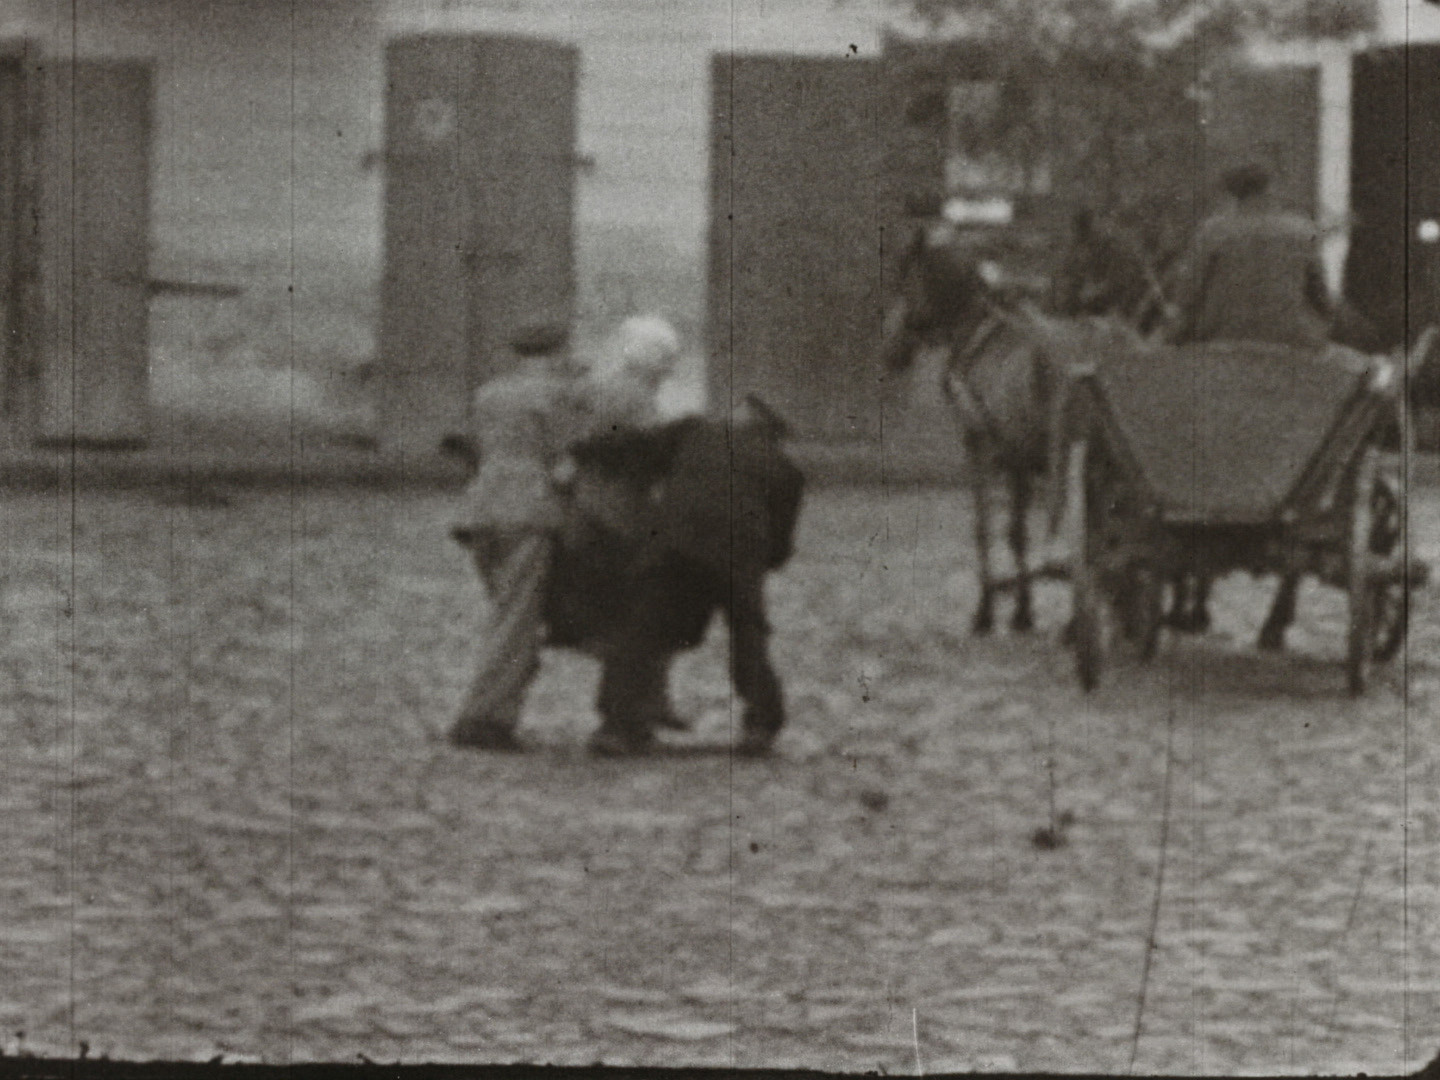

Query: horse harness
[{"left": 941, "top": 304, "right": 1053, "bottom": 464}]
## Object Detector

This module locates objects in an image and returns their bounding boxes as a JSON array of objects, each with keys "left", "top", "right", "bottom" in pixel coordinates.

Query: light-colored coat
[
  {"left": 451, "top": 371, "right": 593, "bottom": 535},
  {"left": 451, "top": 360, "right": 674, "bottom": 539}
]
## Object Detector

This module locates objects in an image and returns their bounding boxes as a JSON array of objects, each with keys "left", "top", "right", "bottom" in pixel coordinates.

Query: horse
[
  {"left": 884, "top": 279, "right": 1110, "bottom": 635},
  {"left": 883, "top": 272, "right": 1293, "bottom": 650}
]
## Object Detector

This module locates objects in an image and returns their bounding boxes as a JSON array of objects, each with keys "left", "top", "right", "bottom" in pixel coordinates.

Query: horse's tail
[
  {"left": 738, "top": 393, "right": 792, "bottom": 439},
  {"left": 879, "top": 298, "right": 920, "bottom": 374},
  {"left": 1407, "top": 325, "right": 1440, "bottom": 409}
]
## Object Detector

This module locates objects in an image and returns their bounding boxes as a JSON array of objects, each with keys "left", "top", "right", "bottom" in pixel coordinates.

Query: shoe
[
  {"left": 449, "top": 720, "right": 523, "bottom": 752},
  {"left": 734, "top": 728, "right": 777, "bottom": 758},
  {"left": 655, "top": 708, "right": 692, "bottom": 733},
  {"left": 1163, "top": 607, "right": 1211, "bottom": 635},
  {"left": 588, "top": 726, "right": 656, "bottom": 757}
]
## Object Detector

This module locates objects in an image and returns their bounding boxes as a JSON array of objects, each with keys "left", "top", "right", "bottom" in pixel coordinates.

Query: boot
[{"left": 449, "top": 718, "right": 523, "bottom": 753}]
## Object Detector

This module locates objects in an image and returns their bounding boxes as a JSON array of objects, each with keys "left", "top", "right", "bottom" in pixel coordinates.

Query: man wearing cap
[
  {"left": 448, "top": 322, "right": 591, "bottom": 751},
  {"left": 1167, "top": 164, "right": 1333, "bottom": 348}
]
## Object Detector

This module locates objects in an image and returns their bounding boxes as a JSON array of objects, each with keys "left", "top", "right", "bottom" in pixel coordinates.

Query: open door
[
  {"left": 1347, "top": 44, "right": 1440, "bottom": 351},
  {"left": 379, "top": 33, "right": 578, "bottom": 460},
  {"left": 37, "top": 58, "right": 153, "bottom": 449},
  {"left": 708, "top": 54, "right": 886, "bottom": 442}
]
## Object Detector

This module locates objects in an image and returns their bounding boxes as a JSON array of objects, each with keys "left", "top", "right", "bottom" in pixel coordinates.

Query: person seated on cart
[
  {"left": 1167, "top": 163, "right": 1333, "bottom": 349},
  {"left": 1162, "top": 163, "right": 1335, "bottom": 631}
]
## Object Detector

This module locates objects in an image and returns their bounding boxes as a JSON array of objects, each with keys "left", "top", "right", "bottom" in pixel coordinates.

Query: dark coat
[
  {"left": 544, "top": 407, "right": 804, "bottom": 653},
  {"left": 1168, "top": 204, "right": 1332, "bottom": 348}
]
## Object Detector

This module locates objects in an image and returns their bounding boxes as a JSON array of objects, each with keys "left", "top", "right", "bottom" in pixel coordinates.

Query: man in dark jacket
[
  {"left": 555, "top": 399, "right": 804, "bottom": 758},
  {"left": 1167, "top": 164, "right": 1332, "bottom": 348}
]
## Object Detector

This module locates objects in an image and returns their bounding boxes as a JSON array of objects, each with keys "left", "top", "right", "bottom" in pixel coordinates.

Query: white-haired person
[
  {"left": 567, "top": 314, "right": 694, "bottom": 754},
  {"left": 568, "top": 314, "right": 686, "bottom": 538},
  {"left": 588, "top": 314, "right": 685, "bottom": 424}
]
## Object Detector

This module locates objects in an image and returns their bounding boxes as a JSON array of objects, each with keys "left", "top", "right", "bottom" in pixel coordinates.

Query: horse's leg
[
  {"left": 970, "top": 472, "right": 997, "bottom": 634},
  {"left": 1008, "top": 467, "right": 1035, "bottom": 632},
  {"left": 1193, "top": 574, "right": 1213, "bottom": 632},
  {"left": 969, "top": 435, "right": 997, "bottom": 635},
  {"left": 1258, "top": 572, "right": 1299, "bottom": 651}
]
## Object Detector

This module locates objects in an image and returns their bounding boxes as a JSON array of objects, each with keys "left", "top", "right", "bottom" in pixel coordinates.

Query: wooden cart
[{"left": 1060, "top": 339, "right": 1424, "bottom": 695}]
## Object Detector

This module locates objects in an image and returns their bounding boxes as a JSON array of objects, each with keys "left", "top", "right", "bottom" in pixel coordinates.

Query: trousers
[
  {"left": 451, "top": 531, "right": 553, "bottom": 739},
  {"left": 591, "top": 557, "right": 784, "bottom": 744}
]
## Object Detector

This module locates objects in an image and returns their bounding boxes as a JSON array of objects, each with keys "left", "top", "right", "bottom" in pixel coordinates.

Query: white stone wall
[
  {"left": 1374, "top": 0, "right": 1440, "bottom": 41},
  {"left": 4, "top": 0, "right": 899, "bottom": 423},
  {"left": 380, "top": 0, "right": 895, "bottom": 413}
]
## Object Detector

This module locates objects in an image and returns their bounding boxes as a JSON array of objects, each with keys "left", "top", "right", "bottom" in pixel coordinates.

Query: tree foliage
[
  {"left": 893, "top": 0, "right": 1372, "bottom": 264},
  {"left": 904, "top": 0, "right": 1374, "bottom": 52}
]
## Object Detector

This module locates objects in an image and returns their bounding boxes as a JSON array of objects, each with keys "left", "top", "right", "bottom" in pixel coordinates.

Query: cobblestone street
[{"left": 2, "top": 483, "right": 1437, "bottom": 1074}]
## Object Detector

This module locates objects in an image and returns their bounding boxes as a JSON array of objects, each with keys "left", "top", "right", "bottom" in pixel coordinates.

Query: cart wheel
[
  {"left": 1372, "top": 586, "right": 1408, "bottom": 664},
  {"left": 1368, "top": 468, "right": 1408, "bottom": 664},
  {"left": 1346, "top": 447, "right": 1378, "bottom": 696},
  {"left": 1066, "top": 440, "right": 1107, "bottom": 691}
]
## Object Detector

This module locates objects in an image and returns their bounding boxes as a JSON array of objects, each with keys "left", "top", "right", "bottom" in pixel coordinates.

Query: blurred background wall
[
  {"left": 2, "top": 0, "right": 895, "bottom": 441},
  {"left": 1, "top": 0, "right": 1435, "bottom": 450}
]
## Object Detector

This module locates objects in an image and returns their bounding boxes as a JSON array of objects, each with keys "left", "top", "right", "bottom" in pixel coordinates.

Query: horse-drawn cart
[{"left": 1059, "top": 338, "right": 1426, "bottom": 694}]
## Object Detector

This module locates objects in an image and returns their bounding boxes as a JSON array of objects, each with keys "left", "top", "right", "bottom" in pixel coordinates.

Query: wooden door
[
  {"left": 379, "top": 33, "right": 577, "bottom": 459},
  {"left": 1202, "top": 63, "right": 1320, "bottom": 219},
  {"left": 0, "top": 42, "right": 32, "bottom": 441},
  {"left": 708, "top": 54, "right": 885, "bottom": 442},
  {"left": 1348, "top": 44, "right": 1440, "bottom": 350},
  {"left": 38, "top": 58, "right": 152, "bottom": 448},
  {"left": 462, "top": 36, "right": 577, "bottom": 389}
]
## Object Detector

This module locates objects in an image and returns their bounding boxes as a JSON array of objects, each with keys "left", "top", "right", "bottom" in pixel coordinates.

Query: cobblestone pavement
[{"left": 2, "top": 483, "right": 1437, "bottom": 1074}]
